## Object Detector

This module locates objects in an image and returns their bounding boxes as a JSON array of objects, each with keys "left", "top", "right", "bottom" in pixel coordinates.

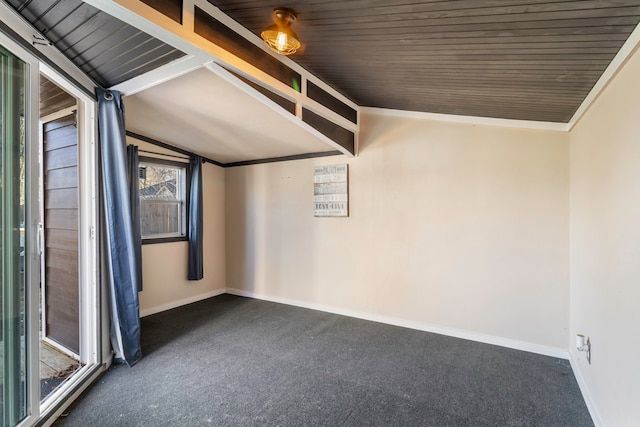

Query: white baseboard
[
  {"left": 139, "top": 289, "right": 226, "bottom": 317},
  {"left": 225, "top": 288, "right": 569, "bottom": 360},
  {"left": 569, "top": 353, "right": 603, "bottom": 427}
]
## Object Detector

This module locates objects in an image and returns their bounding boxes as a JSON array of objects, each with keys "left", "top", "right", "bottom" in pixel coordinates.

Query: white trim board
[
  {"left": 567, "top": 21, "right": 640, "bottom": 131},
  {"left": 569, "top": 353, "right": 604, "bottom": 427},
  {"left": 361, "top": 107, "right": 570, "bottom": 132},
  {"left": 192, "top": 0, "right": 359, "bottom": 111},
  {"left": 204, "top": 62, "right": 356, "bottom": 157},
  {"left": 225, "top": 288, "right": 569, "bottom": 360},
  {"left": 139, "top": 289, "right": 226, "bottom": 317},
  {"left": 110, "top": 54, "right": 210, "bottom": 96},
  {"left": 40, "top": 106, "right": 77, "bottom": 124},
  {"left": 367, "top": 20, "right": 639, "bottom": 133}
]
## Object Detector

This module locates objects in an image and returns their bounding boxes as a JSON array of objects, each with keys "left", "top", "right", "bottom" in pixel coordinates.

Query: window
[{"left": 138, "top": 157, "right": 188, "bottom": 241}]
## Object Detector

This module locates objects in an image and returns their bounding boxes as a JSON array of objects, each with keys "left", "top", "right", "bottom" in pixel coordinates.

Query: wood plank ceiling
[
  {"left": 40, "top": 74, "right": 76, "bottom": 117},
  {"left": 6, "top": 0, "right": 186, "bottom": 87},
  {"left": 209, "top": 0, "right": 640, "bottom": 123}
]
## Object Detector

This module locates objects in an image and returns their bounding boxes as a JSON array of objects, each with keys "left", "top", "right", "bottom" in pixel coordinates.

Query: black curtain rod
[{"left": 126, "top": 131, "right": 225, "bottom": 167}]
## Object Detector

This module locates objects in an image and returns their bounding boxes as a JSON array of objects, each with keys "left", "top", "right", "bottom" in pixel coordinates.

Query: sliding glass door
[
  {"left": 1, "top": 44, "right": 29, "bottom": 427},
  {"left": 1, "top": 22, "right": 100, "bottom": 423}
]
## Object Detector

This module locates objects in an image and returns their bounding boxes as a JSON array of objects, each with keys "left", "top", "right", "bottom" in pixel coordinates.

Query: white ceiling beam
[
  {"left": 204, "top": 62, "right": 355, "bottom": 158},
  {"left": 83, "top": 0, "right": 359, "bottom": 155},
  {"left": 82, "top": 0, "right": 204, "bottom": 56},
  {"left": 193, "top": 0, "right": 359, "bottom": 111},
  {"left": 84, "top": 0, "right": 361, "bottom": 116},
  {"left": 109, "top": 54, "right": 210, "bottom": 96}
]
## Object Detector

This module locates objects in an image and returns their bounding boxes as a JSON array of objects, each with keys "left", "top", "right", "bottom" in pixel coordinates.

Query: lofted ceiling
[
  {"left": 5, "top": 0, "right": 640, "bottom": 163},
  {"left": 124, "top": 67, "right": 337, "bottom": 163},
  {"left": 4, "top": 0, "right": 350, "bottom": 162},
  {"left": 5, "top": 0, "right": 186, "bottom": 87},
  {"left": 210, "top": 0, "right": 640, "bottom": 123}
]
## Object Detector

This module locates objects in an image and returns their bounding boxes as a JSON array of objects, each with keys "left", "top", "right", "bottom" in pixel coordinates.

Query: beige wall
[
  {"left": 569, "top": 45, "right": 640, "bottom": 427},
  {"left": 226, "top": 116, "right": 570, "bottom": 352},
  {"left": 126, "top": 137, "right": 226, "bottom": 316},
  {"left": 125, "top": 44, "right": 640, "bottom": 427}
]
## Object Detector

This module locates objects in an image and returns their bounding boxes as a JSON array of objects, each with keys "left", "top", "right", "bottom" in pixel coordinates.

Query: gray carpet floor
[{"left": 54, "top": 294, "right": 594, "bottom": 426}]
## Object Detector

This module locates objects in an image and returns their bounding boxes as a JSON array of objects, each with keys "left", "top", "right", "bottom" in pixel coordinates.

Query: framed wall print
[{"left": 314, "top": 164, "right": 348, "bottom": 217}]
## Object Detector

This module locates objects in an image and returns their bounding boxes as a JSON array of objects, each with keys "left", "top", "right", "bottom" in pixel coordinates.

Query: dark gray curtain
[
  {"left": 188, "top": 156, "right": 203, "bottom": 280},
  {"left": 126, "top": 145, "right": 143, "bottom": 292},
  {"left": 97, "top": 88, "right": 142, "bottom": 366}
]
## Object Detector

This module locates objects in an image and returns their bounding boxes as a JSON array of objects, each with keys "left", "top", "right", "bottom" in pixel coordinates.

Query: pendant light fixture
[{"left": 261, "top": 7, "right": 301, "bottom": 56}]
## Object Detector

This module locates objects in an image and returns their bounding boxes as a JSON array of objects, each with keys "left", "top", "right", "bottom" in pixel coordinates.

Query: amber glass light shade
[{"left": 261, "top": 7, "right": 301, "bottom": 55}]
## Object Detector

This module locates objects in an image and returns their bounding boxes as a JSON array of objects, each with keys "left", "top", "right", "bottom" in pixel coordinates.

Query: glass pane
[
  {"left": 138, "top": 162, "right": 185, "bottom": 237},
  {"left": 139, "top": 164, "right": 180, "bottom": 200},
  {"left": 140, "top": 202, "right": 180, "bottom": 236},
  {"left": 0, "top": 45, "right": 28, "bottom": 426}
]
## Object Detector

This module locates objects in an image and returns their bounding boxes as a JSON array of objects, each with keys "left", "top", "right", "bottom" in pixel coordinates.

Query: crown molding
[
  {"left": 566, "top": 21, "right": 640, "bottom": 131},
  {"left": 361, "top": 107, "right": 570, "bottom": 132}
]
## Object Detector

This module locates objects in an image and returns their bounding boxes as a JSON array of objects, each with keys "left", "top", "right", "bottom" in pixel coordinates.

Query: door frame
[
  {"left": 37, "top": 64, "right": 99, "bottom": 411},
  {"left": 39, "top": 105, "right": 81, "bottom": 362},
  {"left": 1, "top": 26, "right": 41, "bottom": 427},
  {"left": 1, "top": 9, "right": 101, "bottom": 427}
]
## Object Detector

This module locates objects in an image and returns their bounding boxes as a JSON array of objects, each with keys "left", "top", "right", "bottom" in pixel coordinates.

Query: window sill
[{"left": 142, "top": 236, "right": 188, "bottom": 245}]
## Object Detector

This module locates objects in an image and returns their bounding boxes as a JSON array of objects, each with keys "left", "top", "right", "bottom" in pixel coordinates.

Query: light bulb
[{"left": 276, "top": 32, "right": 287, "bottom": 52}]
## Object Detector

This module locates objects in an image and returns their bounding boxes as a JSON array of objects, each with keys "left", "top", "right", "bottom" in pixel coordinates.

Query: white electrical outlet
[{"left": 576, "top": 334, "right": 591, "bottom": 364}]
